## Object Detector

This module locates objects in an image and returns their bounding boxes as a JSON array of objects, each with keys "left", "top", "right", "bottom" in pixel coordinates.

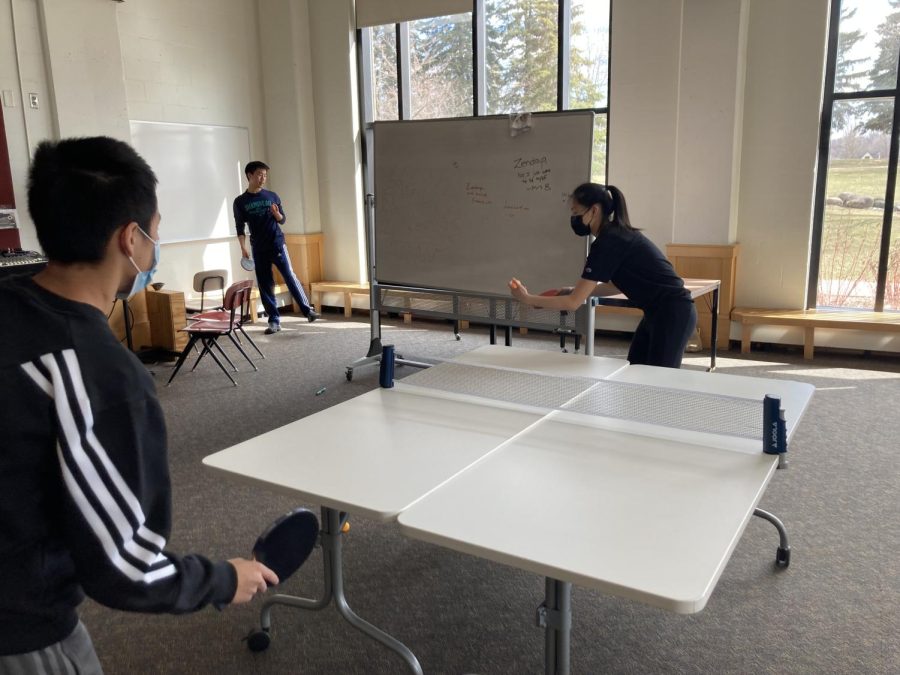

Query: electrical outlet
[{"left": 28, "top": 93, "right": 39, "bottom": 109}]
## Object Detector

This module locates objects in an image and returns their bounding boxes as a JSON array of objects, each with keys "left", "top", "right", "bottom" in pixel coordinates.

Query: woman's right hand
[{"left": 508, "top": 277, "right": 529, "bottom": 302}]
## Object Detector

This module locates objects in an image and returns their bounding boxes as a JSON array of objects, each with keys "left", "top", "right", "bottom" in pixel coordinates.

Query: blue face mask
[{"left": 117, "top": 226, "right": 160, "bottom": 300}]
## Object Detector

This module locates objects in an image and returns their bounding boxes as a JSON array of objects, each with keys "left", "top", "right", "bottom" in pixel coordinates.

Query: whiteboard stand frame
[
  {"left": 344, "top": 194, "right": 432, "bottom": 382},
  {"left": 343, "top": 113, "right": 599, "bottom": 381},
  {"left": 342, "top": 195, "right": 598, "bottom": 382}
]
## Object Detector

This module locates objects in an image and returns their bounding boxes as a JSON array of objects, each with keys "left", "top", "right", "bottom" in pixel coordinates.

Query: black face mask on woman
[{"left": 570, "top": 213, "right": 591, "bottom": 237}]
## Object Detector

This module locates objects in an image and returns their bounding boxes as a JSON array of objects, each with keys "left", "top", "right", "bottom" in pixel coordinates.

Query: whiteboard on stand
[{"left": 373, "top": 111, "right": 594, "bottom": 296}]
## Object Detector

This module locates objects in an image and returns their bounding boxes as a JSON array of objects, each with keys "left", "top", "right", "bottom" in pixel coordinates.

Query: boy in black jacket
[{"left": 0, "top": 137, "right": 277, "bottom": 673}]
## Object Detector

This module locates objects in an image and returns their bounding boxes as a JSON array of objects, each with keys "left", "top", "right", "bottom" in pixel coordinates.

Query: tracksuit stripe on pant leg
[{"left": 278, "top": 243, "right": 310, "bottom": 308}]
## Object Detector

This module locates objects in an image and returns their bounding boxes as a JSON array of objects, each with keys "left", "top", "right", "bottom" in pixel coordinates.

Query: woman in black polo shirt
[{"left": 509, "top": 182, "right": 697, "bottom": 368}]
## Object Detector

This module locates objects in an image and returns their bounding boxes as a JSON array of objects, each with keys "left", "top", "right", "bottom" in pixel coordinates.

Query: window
[
  {"left": 810, "top": 0, "right": 900, "bottom": 310},
  {"left": 570, "top": 0, "right": 609, "bottom": 180},
  {"left": 409, "top": 13, "right": 473, "bottom": 119},
  {"left": 484, "top": 0, "right": 558, "bottom": 114},
  {"left": 359, "top": 1, "right": 611, "bottom": 180},
  {"left": 370, "top": 23, "right": 399, "bottom": 121}
]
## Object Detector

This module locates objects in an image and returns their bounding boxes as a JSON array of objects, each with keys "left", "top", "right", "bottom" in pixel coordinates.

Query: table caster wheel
[
  {"left": 246, "top": 629, "right": 271, "bottom": 652},
  {"left": 345, "top": 368, "right": 353, "bottom": 381},
  {"left": 775, "top": 546, "right": 790, "bottom": 568}
]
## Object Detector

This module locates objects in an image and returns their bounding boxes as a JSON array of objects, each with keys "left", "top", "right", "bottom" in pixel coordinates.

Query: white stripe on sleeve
[
  {"left": 21, "top": 361, "right": 54, "bottom": 399},
  {"left": 42, "top": 350, "right": 176, "bottom": 582}
]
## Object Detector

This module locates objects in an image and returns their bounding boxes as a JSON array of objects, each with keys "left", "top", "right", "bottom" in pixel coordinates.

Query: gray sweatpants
[{"left": 0, "top": 621, "right": 103, "bottom": 675}]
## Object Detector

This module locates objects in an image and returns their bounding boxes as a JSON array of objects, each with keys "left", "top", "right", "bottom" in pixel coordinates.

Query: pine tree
[
  {"left": 832, "top": 6, "right": 866, "bottom": 131},
  {"left": 371, "top": 24, "right": 399, "bottom": 120},
  {"left": 862, "top": 0, "right": 900, "bottom": 134},
  {"left": 484, "top": 0, "right": 559, "bottom": 114},
  {"left": 408, "top": 13, "right": 473, "bottom": 118}
]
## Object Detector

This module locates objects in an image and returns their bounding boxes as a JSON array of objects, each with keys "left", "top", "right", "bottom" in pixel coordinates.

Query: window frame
[
  {"left": 356, "top": 0, "right": 611, "bottom": 192},
  {"left": 808, "top": 0, "right": 900, "bottom": 311}
]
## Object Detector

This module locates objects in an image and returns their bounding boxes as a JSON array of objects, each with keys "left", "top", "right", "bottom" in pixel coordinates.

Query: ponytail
[{"left": 571, "top": 183, "right": 638, "bottom": 231}]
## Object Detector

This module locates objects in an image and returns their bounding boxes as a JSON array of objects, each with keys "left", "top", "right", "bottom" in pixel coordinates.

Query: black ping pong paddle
[{"left": 252, "top": 508, "right": 319, "bottom": 584}]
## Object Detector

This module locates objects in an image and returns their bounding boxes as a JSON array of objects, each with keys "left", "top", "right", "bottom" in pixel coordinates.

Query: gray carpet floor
[{"left": 80, "top": 309, "right": 900, "bottom": 674}]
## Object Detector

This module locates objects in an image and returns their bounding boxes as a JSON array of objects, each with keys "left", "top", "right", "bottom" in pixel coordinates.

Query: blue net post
[
  {"left": 379, "top": 344, "right": 395, "bottom": 388},
  {"left": 763, "top": 395, "right": 788, "bottom": 467}
]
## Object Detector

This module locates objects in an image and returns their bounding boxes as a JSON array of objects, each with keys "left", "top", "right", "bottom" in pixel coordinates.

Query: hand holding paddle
[
  {"left": 509, "top": 277, "right": 529, "bottom": 301},
  {"left": 227, "top": 558, "right": 278, "bottom": 604},
  {"left": 251, "top": 508, "right": 320, "bottom": 586}
]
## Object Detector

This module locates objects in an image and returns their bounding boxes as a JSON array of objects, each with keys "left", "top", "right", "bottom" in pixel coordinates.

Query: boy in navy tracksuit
[{"left": 234, "top": 161, "right": 319, "bottom": 334}]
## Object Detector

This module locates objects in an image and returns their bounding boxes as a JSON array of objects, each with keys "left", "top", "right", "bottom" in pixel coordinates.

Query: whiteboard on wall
[
  {"left": 373, "top": 112, "right": 594, "bottom": 296},
  {"left": 130, "top": 121, "right": 250, "bottom": 244}
]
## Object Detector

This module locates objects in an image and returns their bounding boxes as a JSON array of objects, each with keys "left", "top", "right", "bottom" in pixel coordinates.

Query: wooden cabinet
[
  {"left": 666, "top": 243, "right": 739, "bottom": 350},
  {"left": 274, "top": 233, "right": 325, "bottom": 287},
  {"left": 145, "top": 288, "right": 188, "bottom": 352},
  {"left": 108, "top": 290, "right": 152, "bottom": 352}
]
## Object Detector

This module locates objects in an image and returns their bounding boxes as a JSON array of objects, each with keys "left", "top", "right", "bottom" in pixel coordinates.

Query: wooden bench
[
  {"left": 246, "top": 283, "right": 296, "bottom": 324},
  {"left": 310, "top": 281, "right": 371, "bottom": 318},
  {"left": 731, "top": 307, "right": 900, "bottom": 359}
]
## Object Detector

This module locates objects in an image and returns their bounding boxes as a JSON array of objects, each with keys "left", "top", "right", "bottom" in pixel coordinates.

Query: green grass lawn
[
  {"left": 825, "top": 158, "right": 891, "bottom": 198},
  {"left": 818, "top": 159, "right": 899, "bottom": 309}
]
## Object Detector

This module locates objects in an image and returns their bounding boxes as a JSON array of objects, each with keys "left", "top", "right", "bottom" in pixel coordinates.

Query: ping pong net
[{"left": 397, "top": 361, "right": 787, "bottom": 456}]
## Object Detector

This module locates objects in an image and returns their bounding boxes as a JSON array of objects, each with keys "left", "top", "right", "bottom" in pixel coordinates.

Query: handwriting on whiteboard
[
  {"left": 514, "top": 156, "right": 551, "bottom": 192},
  {"left": 466, "top": 182, "right": 492, "bottom": 205},
  {"left": 503, "top": 202, "right": 530, "bottom": 214}
]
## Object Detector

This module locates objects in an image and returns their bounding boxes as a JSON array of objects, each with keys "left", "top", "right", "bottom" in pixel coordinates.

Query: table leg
[
  {"left": 537, "top": 577, "right": 572, "bottom": 675},
  {"left": 578, "top": 304, "right": 595, "bottom": 357},
  {"left": 251, "top": 507, "right": 423, "bottom": 674},
  {"left": 753, "top": 507, "right": 791, "bottom": 567},
  {"left": 709, "top": 287, "right": 719, "bottom": 372}
]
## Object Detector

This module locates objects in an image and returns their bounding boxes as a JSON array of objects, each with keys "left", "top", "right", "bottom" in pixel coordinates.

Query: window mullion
[{"left": 397, "top": 23, "right": 411, "bottom": 120}]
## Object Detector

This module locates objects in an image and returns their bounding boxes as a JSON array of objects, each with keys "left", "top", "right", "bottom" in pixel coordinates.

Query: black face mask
[{"left": 570, "top": 213, "right": 591, "bottom": 237}]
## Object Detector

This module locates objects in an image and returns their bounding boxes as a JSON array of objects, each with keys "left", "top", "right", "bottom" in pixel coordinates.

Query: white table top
[
  {"left": 396, "top": 357, "right": 815, "bottom": 614},
  {"left": 203, "top": 346, "right": 626, "bottom": 521},
  {"left": 205, "top": 344, "right": 814, "bottom": 613},
  {"left": 452, "top": 344, "right": 629, "bottom": 379},
  {"left": 397, "top": 417, "right": 779, "bottom": 613}
]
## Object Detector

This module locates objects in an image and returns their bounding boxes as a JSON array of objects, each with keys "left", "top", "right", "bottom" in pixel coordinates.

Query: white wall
[
  {"left": 116, "top": 0, "right": 268, "bottom": 295},
  {"left": 672, "top": 0, "right": 748, "bottom": 244},
  {"left": 608, "top": 0, "right": 682, "bottom": 248},
  {"left": 42, "top": 0, "right": 130, "bottom": 139},
  {"left": 256, "top": 0, "right": 322, "bottom": 236},
  {"left": 307, "top": 0, "right": 366, "bottom": 283},
  {"left": 610, "top": 0, "right": 749, "bottom": 247},
  {"left": 1, "top": 0, "right": 321, "bottom": 299},
  {"left": 735, "top": 0, "right": 828, "bottom": 310},
  {"left": 0, "top": 0, "right": 56, "bottom": 251}
]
